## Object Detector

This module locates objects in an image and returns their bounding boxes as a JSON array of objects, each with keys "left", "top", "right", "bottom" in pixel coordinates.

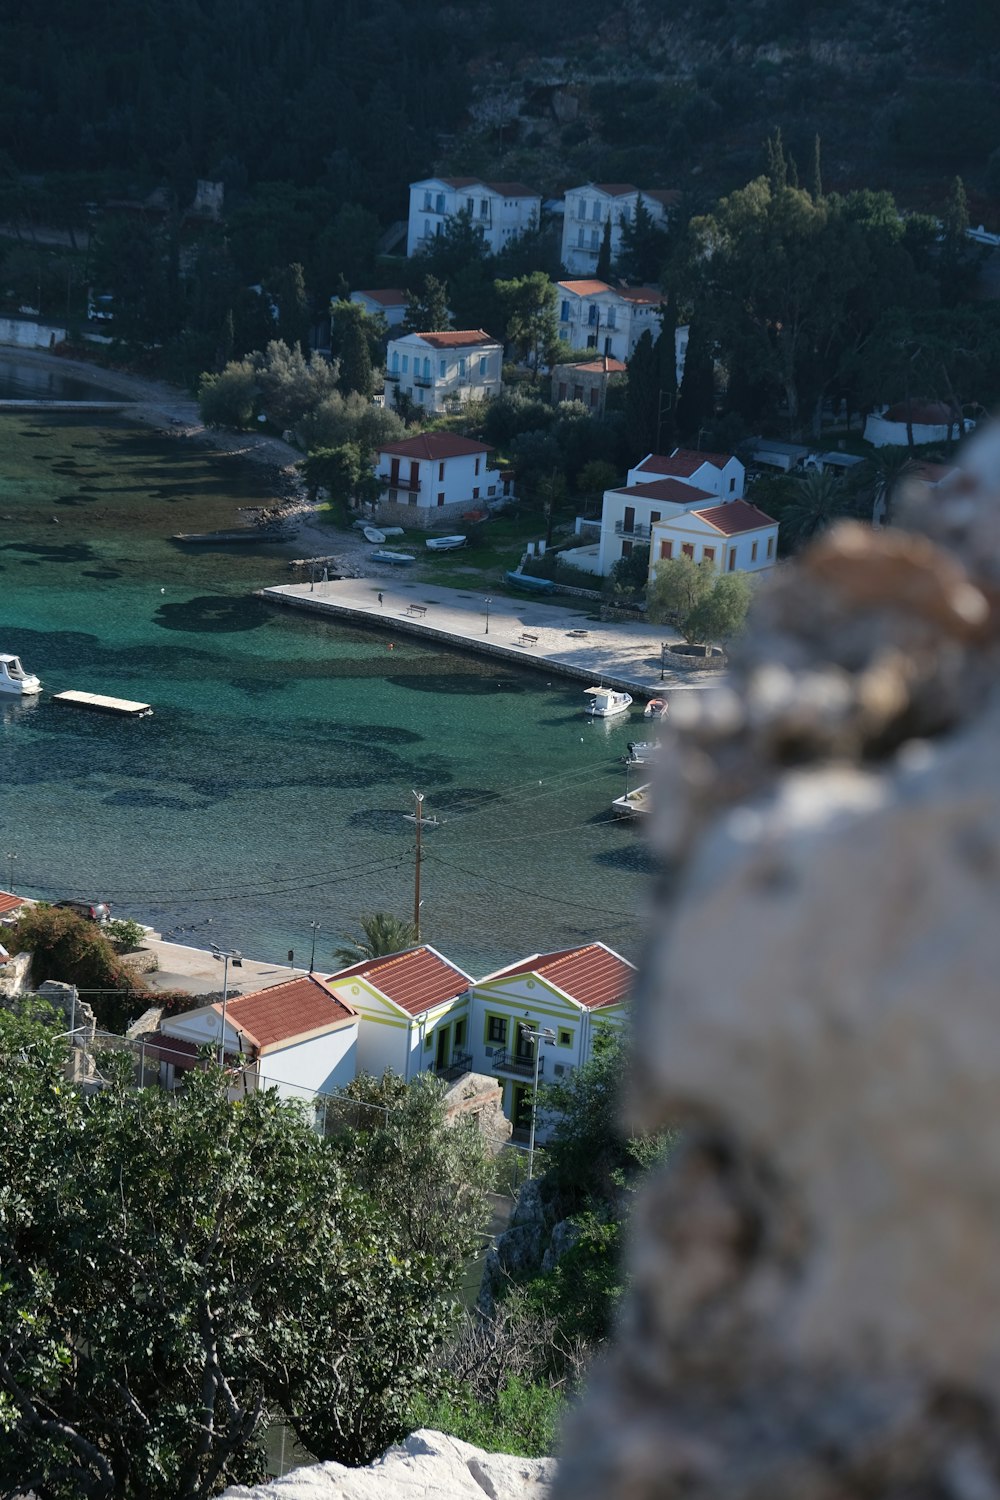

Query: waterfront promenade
[{"left": 261, "top": 577, "right": 719, "bottom": 696}]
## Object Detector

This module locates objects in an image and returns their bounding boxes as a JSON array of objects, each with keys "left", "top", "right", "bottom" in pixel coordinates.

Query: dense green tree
[
  {"left": 646, "top": 554, "right": 750, "bottom": 646},
  {"left": 780, "top": 468, "right": 859, "bottom": 546},
  {"left": 0, "top": 1010, "right": 452, "bottom": 1497},
  {"left": 494, "top": 271, "right": 560, "bottom": 376},
  {"left": 624, "top": 329, "right": 659, "bottom": 458},
  {"left": 674, "top": 316, "right": 716, "bottom": 442},
  {"left": 299, "top": 389, "right": 405, "bottom": 455},
  {"left": 254, "top": 340, "right": 339, "bottom": 428},
  {"left": 402, "top": 274, "right": 451, "bottom": 334},
  {"left": 577, "top": 459, "right": 620, "bottom": 517},
  {"left": 314, "top": 203, "right": 381, "bottom": 293},
  {"left": 329, "top": 300, "right": 379, "bottom": 397},
  {"left": 686, "top": 569, "right": 752, "bottom": 647},
  {"left": 198, "top": 358, "right": 260, "bottom": 428},
  {"left": 616, "top": 194, "right": 670, "bottom": 284},
  {"left": 596, "top": 217, "right": 612, "bottom": 280},
  {"left": 275, "top": 261, "right": 311, "bottom": 351}
]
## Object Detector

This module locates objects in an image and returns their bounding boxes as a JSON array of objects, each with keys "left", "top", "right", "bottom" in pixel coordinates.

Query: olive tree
[
  {"left": 646, "top": 555, "right": 751, "bottom": 649},
  {"left": 0, "top": 1009, "right": 451, "bottom": 1499}
]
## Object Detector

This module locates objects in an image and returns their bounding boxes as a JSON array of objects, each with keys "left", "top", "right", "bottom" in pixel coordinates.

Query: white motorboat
[
  {"left": 425, "top": 535, "right": 466, "bottom": 551},
  {"left": 584, "top": 686, "right": 632, "bottom": 718},
  {"left": 380, "top": 526, "right": 405, "bottom": 537},
  {"left": 370, "top": 549, "right": 416, "bottom": 565},
  {"left": 0, "top": 654, "right": 41, "bottom": 697},
  {"left": 644, "top": 698, "right": 668, "bottom": 720},
  {"left": 363, "top": 526, "right": 387, "bottom": 544}
]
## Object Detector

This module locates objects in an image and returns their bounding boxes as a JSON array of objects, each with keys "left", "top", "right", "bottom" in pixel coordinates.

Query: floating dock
[{"left": 52, "top": 691, "right": 153, "bottom": 718}]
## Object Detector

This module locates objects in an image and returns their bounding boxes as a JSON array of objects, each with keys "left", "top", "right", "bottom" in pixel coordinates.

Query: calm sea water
[{"left": 0, "top": 383, "right": 653, "bottom": 974}]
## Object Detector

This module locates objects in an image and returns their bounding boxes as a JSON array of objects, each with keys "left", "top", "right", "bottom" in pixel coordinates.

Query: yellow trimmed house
[
  {"left": 468, "top": 943, "right": 635, "bottom": 1134},
  {"left": 324, "top": 945, "right": 474, "bottom": 1082}
]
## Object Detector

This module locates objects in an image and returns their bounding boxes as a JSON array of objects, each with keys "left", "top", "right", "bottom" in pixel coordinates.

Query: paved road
[{"left": 262, "top": 575, "right": 720, "bottom": 696}]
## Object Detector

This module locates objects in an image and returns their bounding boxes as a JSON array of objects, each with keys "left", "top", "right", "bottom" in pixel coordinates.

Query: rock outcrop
[
  {"left": 221, "top": 1430, "right": 553, "bottom": 1500},
  {"left": 552, "top": 454, "right": 1000, "bottom": 1499}
]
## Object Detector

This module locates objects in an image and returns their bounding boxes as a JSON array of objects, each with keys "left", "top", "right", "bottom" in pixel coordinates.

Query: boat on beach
[
  {"left": 426, "top": 535, "right": 466, "bottom": 551},
  {"left": 584, "top": 686, "right": 632, "bottom": 718},
  {"left": 380, "top": 526, "right": 405, "bottom": 537},
  {"left": 363, "top": 526, "right": 387, "bottom": 543},
  {"left": 505, "top": 570, "right": 555, "bottom": 592},
  {"left": 173, "top": 525, "right": 290, "bottom": 544},
  {"left": 0, "top": 654, "right": 41, "bottom": 696},
  {"left": 370, "top": 549, "right": 416, "bottom": 565}
]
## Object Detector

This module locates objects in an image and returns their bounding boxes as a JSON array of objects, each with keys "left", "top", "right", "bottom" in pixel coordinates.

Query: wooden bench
[
  {"left": 405, "top": 604, "right": 428, "bottom": 618},
  {"left": 517, "top": 631, "right": 539, "bottom": 647}
]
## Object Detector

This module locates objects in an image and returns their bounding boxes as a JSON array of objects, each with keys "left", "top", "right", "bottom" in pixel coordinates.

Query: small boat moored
[
  {"left": 426, "top": 535, "right": 467, "bottom": 551},
  {"left": 624, "top": 740, "right": 660, "bottom": 765},
  {"left": 380, "top": 526, "right": 405, "bottom": 537},
  {"left": 584, "top": 686, "right": 632, "bottom": 718},
  {"left": 363, "top": 526, "right": 387, "bottom": 544},
  {"left": 0, "top": 654, "right": 41, "bottom": 696},
  {"left": 370, "top": 549, "right": 416, "bottom": 565},
  {"left": 644, "top": 698, "right": 668, "bottom": 720}
]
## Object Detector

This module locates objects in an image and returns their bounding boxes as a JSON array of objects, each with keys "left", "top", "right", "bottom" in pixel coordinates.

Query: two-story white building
[
  {"left": 349, "top": 288, "right": 408, "bottom": 330},
  {"left": 560, "top": 184, "right": 678, "bottom": 275},
  {"left": 384, "top": 330, "right": 502, "bottom": 414},
  {"left": 467, "top": 942, "right": 635, "bottom": 1137},
  {"left": 556, "top": 281, "right": 688, "bottom": 383},
  {"left": 151, "top": 975, "right": 360, "bottom": 1101},
  {"left": 373, "top": 431, "right": 507, "bottom": 527},
  {"left": 407, "top": 177, "right": 542, "bottom": 258},
  {"left": 648, "top": 500, "right": 779, "bottom": 580},
  {"left": 324, "top": 945, "right": 474, "bottom": 1081},
  {"left": 628, "top": 449, "right": 746, "bottom": 499}
]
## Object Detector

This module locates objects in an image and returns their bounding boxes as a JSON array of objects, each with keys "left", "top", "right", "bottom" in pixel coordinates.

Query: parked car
[{"left": 54, "top": 899, "right": 112, "bottom": 923}]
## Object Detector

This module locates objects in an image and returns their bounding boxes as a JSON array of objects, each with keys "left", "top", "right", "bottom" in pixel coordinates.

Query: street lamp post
[
  {"left": 308, "top": 921, "right": 320, "bottom": 974},
  {"left": 5, "top": 852, "right": 15, "bottom": 893},
  {"left": 519, "top": 1020, "right": 555, "bottom": 1179},
  {"left": 211, "top": 944, "right": 243, "bottom": 1066},
  {"left": 484, "top": 596, "right": 492, "bottom": 635}
]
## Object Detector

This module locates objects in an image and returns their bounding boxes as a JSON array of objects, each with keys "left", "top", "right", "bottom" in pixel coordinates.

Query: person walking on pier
[{"left": 378, "top": 592, "right": 383, "bottom": 608}]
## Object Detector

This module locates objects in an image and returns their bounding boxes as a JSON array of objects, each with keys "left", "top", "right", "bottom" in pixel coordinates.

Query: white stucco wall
[
  {"left": 375, "top": 446, "right": 495, "bottom": 512},
  {"left": 0, "top": 317, "right": 67, "bottom": 349},
  {"left": 407, "top": 181, "right": 541, "bottom": 258},
  {"left": 257, "top": 1025, "right": 358, "bottom": 1098},
  {"left": 385, "top": 336, "right": 502, "bottom": 414},
  {"left": 649, "top": 516, "right": 778, "bottom": 578}
]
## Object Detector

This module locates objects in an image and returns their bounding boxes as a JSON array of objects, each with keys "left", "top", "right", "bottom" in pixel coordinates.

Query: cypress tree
[
  {"left": 596, "top": 218, "right": 613, "bottom": 281},
  {"left": 624, "top": 330, "right": 659, "bottom": 458},
  {"left": 675, "top": 318, "right": 715, "bottom": 443}
]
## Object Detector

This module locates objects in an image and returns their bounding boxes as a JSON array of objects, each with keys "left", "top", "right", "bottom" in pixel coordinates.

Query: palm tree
[
  {"left": 781, "top": 469, "right": 857, "bottom": 548},
  {"left": 854, "top": 447, "right": 919, "bottom": 527},
  {"left": 333, "top": 912, "right": 418, "bottom": 968}
]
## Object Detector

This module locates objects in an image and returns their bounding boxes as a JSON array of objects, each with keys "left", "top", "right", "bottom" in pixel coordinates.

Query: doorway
[{"left": 435, "top": 1025, "right": 450, "bottom": 1070}]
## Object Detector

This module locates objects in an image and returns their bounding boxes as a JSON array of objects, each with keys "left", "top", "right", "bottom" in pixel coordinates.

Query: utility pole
[
  {"left": 519, "top": 1021, "right": 556, "bottom": 1179},
  {"left": 211, "top": 944, "right": 242, "bottom": 1067},
  {"left": 412, "top": 791, "right": 423, "bottom": 939},
  {"left": 5, "top": 852, "right": 15, "bottom": 893}
]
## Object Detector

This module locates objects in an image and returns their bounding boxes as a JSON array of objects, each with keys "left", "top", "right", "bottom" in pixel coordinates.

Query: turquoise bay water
[{"left": 0, "top": 396, "right": 653, "bottom": 974}]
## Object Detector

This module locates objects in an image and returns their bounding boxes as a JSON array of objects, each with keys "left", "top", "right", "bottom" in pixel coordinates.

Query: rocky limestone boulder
[
  {"left": 552, "top": 481, "right": 1000, "bottom": 1499},
  {"left": 220, "top": 1429, "right": 554, "bottom": 1500}
]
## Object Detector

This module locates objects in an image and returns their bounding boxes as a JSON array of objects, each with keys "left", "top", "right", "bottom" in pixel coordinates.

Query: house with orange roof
[
  {"left": 324, "top": 944, "right": 475, "bottom": 1082},
  {"left": 373, "top": 430, "right": 511, "bottom": 528},
  {"left": 385, "top": 328, "right": 503, "bottom": 414},
  {"left": 648, "top": 499, "right": 778, "bottom": 581},
  {"left": 468, "top": 943, "right": 635, "bottom": 1134},
  {"left": 349, "top": 288, "right": 409, "bottom": 330},
  {"left": 153, "top": 974, "right": 359, "bottom": 1100},
  {"left": 407, "top": 177, "right": 542, "bottom": 258},
  {"left": 560, "top": 184, "right": 679, "bottom": 275},
  {"left": 555, "top": 279, "right": 684, "bottom": 369}
]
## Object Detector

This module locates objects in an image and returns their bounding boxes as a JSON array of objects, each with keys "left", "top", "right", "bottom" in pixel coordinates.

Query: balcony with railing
[
  {"left": 614, "top": 519, "right": 652, "bottom": 540},
  {"left": 434, "top": 1050, "right": 472, "bottom": 1082},
  {"left": 490, "top": 1050, "right": 543, "bottom": 1079},
  {"left": 384, "top": 369, "right": 400, "bottom": 383},
  {"left": 413, "top": 373, "right": 433, "bottom": 388},
  {"left": 377, "top": 473, "right": 421, "bottom": 492}
]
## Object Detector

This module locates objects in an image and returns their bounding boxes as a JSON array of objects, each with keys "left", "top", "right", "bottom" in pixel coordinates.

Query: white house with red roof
[
  {"left": 349, "top": 288, "right": 408, "bottom": 330},
  {"left": 628, "top": 449, "right": 746, "bottom": 499},
  {"left": 648, "top": 500, "right": 778, "bottom": 580},
  {"left": 407, "top": 177, "right": 542, "bottom": 258},
  {"left": 152, "top": 974, "right": 359, "bottom": 1100},
  {"left": 468, "top": 943, "right": 635, "bottom": 1134},
  {"left": 385, "top": 329, "right": 503, "bottom": 413},
  {"left": 560, "top": 184, "right": 679, "bottom": 275},
  {"left": 324, "top": 945, "right": 474, "bottom": 1082},
  {"left": 556, "top": 280, "right": 686, "bottom": 373},
  {"left": 373, "top": 431, "right": 510, "bottom": 527}
]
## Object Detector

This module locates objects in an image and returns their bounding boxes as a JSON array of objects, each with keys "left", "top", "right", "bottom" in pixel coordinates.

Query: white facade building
[
  {"left": 560, "top": 184, "right": 678, "bottom": 276},
  {"left": 648, "top": 500, "right": 779, "bottom": 580},
  {"left": 349, "top": 288, "right": 408, "bottom": 329},
  {"left": 468, "top": 943, "right": 634, "bottom": 1136},
  {"left": 627, "top": 449, "right": 746, "bottom": 499},
  {"left": 153, "top": 975, "right": 359, "bottom": 1100},
  {"left": 373, "top": 431, "right": 508, "bottom": 527},
  {"left": 325, "top": 945, "right": 474, "bottom": 1082},
  {"left": 863, "top": 400, "right": 970, "bottom": 449},
  {"left": 385, "top": 330, "right": 502, "bottom": 414},
  {"left": 407, "top": 177, "right": 542, "bottom": 258}
]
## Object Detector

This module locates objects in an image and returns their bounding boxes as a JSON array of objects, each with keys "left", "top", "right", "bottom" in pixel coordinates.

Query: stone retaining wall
[{"left": 661, "top": 644, "right": 726, "bottom": 672}]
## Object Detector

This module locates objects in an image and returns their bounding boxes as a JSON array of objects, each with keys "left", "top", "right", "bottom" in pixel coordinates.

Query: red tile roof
[
  {"left": 616, "top": 478, "right": 714, "bottom": 504},
  {"left": 378, "top": 432, "right": 491, "bottom": 461},
  {"left": 883, "top": 401, "right": 955, "bottom": 426},
  {"left": 212, "top": 975, "right": 357, "bottom": 1053},
  {"left": 412, "top": 328, "right": 498, "bottom": 349},
  {"left": 570, "top": 357, "right": 627, "bottom": 374},
  {"left": 355, "top": 288, "right": 408, "bottom": 306},
  {"left": 616, "top": 285, "right": 666, "bottom": 305},
  {"left": 592, "top": 183, "right": 639, "bottom": 196},
  {"left": 691, "top": 500, "right": 777, "bottom": 535},
  {"left": 326, "top": 945, "right": 472, "bottom": 1018},
  {"left": 643, "top": 189, "right": 682, "bottom": 209},
  {"left": 438, "top": 178, "right": 541, "bottom": 198},
  {"left": 557, "top": 279, "right": 613, "bottom": 297},
  {"left": 484, "top": 943, "right": 635, "bottom": 1010},
  {"left": 0, "top": 891, "right": 25, "bottom": 916}
]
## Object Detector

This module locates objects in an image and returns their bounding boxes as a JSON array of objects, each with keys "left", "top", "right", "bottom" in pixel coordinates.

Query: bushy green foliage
[
  {"left": 646, "top": 555, "right": 751, "bottom": 645},
  {"left": 0, "top": 1013, "right": 455, "bottom": 1496},
  {"left": 411, "top": 1378, "right": 567, "bottom": 1459},
  {"left": 6, "top": 904, "right": 145, "bottom": 1002}
]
